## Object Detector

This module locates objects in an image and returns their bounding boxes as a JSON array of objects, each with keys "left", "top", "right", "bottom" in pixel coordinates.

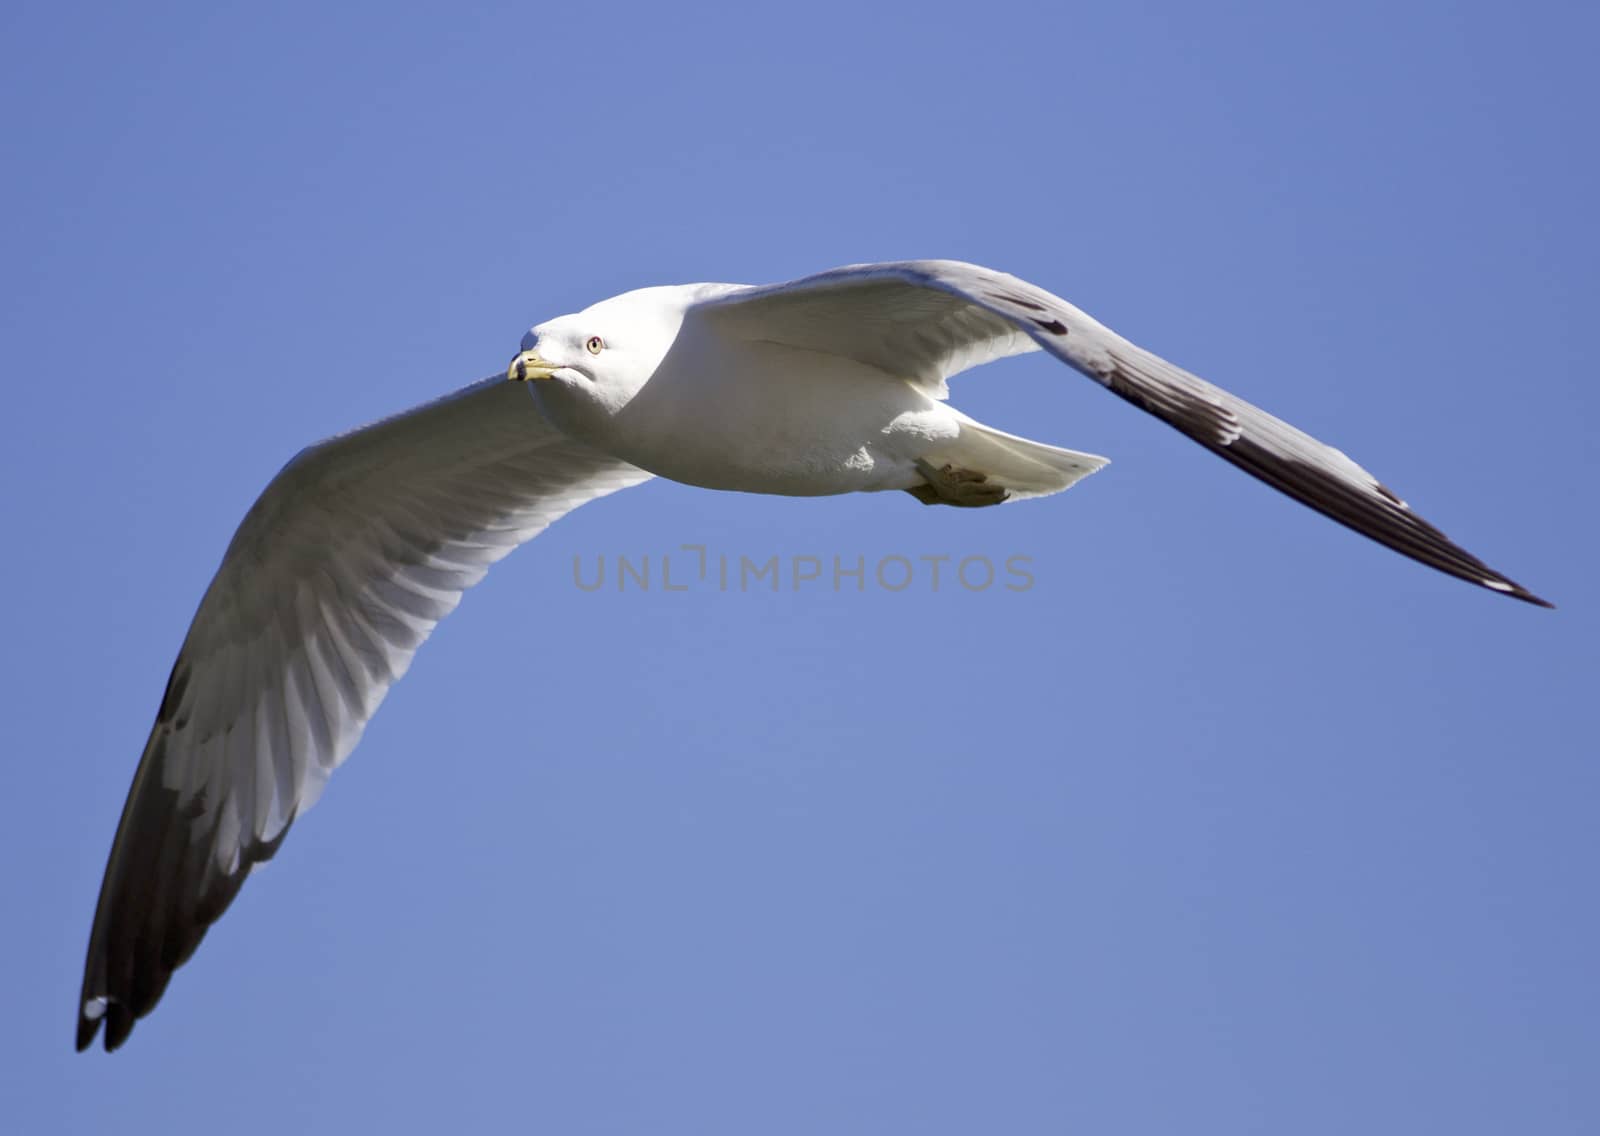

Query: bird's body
[
  {"left": 532, "top": 307, "right": 1084, "bottom": 499},
  {"left": 548, "top": 326, "right": 945, "bottom": 496},
  {"left": 522, "top": 276, "right": 1104, "bottom": 503},
  {"left": 77, "top": 259, "right": 1548, "bottom": 1052}
]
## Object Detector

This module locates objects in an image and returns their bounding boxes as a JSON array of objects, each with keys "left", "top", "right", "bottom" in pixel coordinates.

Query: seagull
[{"left": 76, "top": 259, "right": 1548, "bottom": 1051}]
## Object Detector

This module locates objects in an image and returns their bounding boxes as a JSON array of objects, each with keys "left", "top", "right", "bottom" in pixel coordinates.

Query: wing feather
[
  {"left": 696, "top": 273, "right": 1037, "bottom": 397},
  {"left": 78, "top": 377, "right": 652, "bottom": 1051}
]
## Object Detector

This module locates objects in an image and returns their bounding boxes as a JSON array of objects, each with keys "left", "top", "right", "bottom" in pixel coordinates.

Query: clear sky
[{"left": 4, "top": 1, "right": 1596, "bottom": 1132}]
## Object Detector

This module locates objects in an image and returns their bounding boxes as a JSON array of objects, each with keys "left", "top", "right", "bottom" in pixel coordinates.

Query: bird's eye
[{"left": 585, "top": 336, "right": 605, "bottom": 355}]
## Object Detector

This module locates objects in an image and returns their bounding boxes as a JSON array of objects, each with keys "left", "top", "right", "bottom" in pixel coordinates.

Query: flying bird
[{"left": 77, "top": 259, "right": 1549, "bottom": 1051}]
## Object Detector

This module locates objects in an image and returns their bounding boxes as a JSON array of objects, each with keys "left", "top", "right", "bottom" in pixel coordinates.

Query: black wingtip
[
  {"left": 76, "top": 801, "right": 301, "bottom": 1055},
  {"left": 1470, "top": 560, "right": 1554, "bottom": 608},
  {"left": 75, "top": 997, "right": 133, "bottom": 1052},
  {"left": 1492, "top": 580, "right": 1555, "bottom": 609},
  {"left": 104, "top": 1006, "right": 134, "bottom": 1051}
]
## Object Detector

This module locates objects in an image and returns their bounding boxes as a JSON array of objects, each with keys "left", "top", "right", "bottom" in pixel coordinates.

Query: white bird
[{"left": 77, "top": 260, "right": 1548, "bottom": 1051}]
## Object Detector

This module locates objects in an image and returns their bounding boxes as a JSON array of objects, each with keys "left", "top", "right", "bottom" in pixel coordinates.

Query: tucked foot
[{"left": 905, "top": 460, "right": 1011, "bottom": 508}]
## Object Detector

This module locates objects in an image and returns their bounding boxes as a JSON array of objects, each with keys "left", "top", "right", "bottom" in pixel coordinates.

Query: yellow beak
[{"left": 507, "top": 350, "right": 561, "bottom": 382}]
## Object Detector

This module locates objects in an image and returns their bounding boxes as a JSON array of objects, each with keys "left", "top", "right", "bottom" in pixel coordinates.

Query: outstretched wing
[
  {"left": 696, "top": 260, "right": 1548, "bottom": 606},
  {"left": 78, "top": 377, "right": 653, "bottom": 1051}
]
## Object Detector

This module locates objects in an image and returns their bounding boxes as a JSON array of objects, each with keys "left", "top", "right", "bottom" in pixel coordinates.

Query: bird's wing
[
  {"left": 78, "top": 377, "right": 653, "bottom": 1051},
  {"left": 689, "top": 272, "right": 1040, "bottom": 398},
  {"left": 695, "top": 260, "right": 1548, "bottom": 606}
]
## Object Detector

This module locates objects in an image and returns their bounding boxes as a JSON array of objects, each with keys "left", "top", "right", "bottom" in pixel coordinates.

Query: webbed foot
[{"left": 905, "top": 460, "right": 1010, "bottom": 508}]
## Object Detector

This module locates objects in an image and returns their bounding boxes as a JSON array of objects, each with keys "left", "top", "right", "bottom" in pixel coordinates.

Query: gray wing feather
[
  {"left": 694, "top": 273, "right": 1038, "bottom": 397},
  {"left": 698, "top": 261, "right": 1548, "bottom": 606},
  {"left": 78, "top": 377, "right": 652, "bottom": 1051}
]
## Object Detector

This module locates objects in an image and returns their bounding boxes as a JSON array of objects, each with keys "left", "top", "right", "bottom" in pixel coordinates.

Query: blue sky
[{"left": 4, "top": 0, "right": 1596, "bottom": 1131}]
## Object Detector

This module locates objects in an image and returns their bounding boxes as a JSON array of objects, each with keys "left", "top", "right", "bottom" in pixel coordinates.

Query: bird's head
[{"left": 507, "top": 286, "right": 693, "bottom": 431}]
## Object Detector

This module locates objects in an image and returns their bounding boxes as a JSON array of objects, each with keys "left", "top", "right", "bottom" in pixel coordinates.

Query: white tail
[{"left": 922, "top": 412, "right": 1109, "bottom": 501}]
